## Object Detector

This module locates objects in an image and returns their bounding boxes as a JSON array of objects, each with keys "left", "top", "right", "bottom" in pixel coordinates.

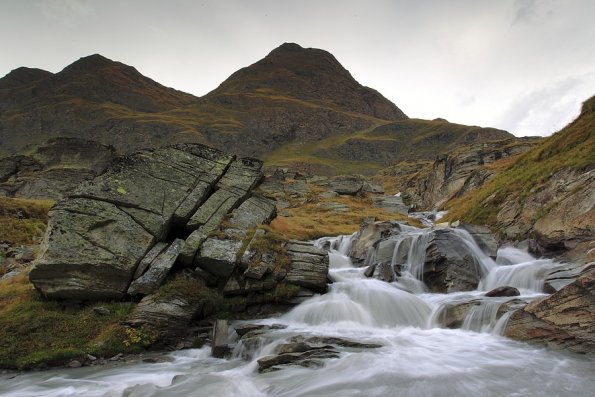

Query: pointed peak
[
  {"left": 61, "top": 54, "right": 120, "bottom": 75},
  {"left": 271, "top": 42, "right": 305, "bottom": 53}
]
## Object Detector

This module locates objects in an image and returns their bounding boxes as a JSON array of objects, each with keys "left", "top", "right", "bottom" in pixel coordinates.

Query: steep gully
[{"left": 2, "top": 221, "right": 593, "bottom": 396}]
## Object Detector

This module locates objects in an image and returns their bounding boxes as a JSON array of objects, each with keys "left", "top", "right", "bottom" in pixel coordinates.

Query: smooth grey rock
[
  {"left": 196, "top": 238, "right": 243, "bottom": 278},
  {"left": 372, "top": 195, "right": 409, "bottom": 215},
  {"left": 362, "top": 181, "right": 384, "bottom": 194},
  {"left": 329, "top": 175, "right": 364, "bottom": 195},
  {"left": 128, "top": 239, "right": 185, "bottom": 296}
]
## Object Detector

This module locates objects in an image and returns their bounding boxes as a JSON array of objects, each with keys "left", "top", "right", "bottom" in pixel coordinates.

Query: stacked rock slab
[
  {"left": 178, "top": 158, "right": 264, "bottom": 267},
  {"left": 29, "top": 144, "right": 235, "bottom": 300}
]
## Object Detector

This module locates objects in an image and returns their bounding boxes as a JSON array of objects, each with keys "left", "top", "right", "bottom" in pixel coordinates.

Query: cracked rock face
[{"left": 28, "top": 144, "right": 238, "bottom": 300}]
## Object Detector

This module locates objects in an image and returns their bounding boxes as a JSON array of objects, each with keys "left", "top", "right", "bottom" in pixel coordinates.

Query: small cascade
[
  {"left": 461, "top": 300, "right": 507, "bottom": 333},
  {"left": 451, "top": 228, "right": 497, "bottom": 276},
  {"left": 480, "top": 258, "right": 556, "bottom": 293},
  {"left": 496, "top": 246, "right": 535, "bottom": 266},
  {"left": 3, "top": 228, "right": 594, "bottom": 397}
]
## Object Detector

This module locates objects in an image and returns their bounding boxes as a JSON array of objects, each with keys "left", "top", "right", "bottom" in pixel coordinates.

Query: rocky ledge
[{"left": 28, "top": 143, "right": 329, "bottom": 344}]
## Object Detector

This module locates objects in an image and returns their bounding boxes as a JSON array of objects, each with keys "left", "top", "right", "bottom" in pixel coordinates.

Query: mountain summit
[
  {"left": 206, "top": 43, "right": 407, "bottom": 121},
  {"left": 0, "top": 44, "right": 512, "bottom": 172}
]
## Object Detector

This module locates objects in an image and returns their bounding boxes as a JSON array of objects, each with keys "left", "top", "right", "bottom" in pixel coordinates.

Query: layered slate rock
[
  {"left": 29, "top": 144, "right": 234, "bottom": 300},
  {"left": 285, "top": 241, "right": 329, "bottom": 293},
  {"left": 504, "top": 268, "right": 595, "bottom": 354}
]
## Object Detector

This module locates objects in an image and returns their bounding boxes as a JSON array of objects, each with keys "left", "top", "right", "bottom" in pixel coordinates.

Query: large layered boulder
[
  {"left": 29, "top": 144, "right": 239, "bottom": 300},
  {"left": 504, "top": 268, "right": 595, "bottom": 354}
]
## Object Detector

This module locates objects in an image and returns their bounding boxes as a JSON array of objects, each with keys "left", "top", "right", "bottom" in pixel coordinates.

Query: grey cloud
[{"left": 496, "top": 74, "right": 594, "bottom": 136}]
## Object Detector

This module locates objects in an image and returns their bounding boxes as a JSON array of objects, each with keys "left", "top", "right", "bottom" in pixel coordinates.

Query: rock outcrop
[
  {"left": 27, "top": 142, "right": 334, "bottom": 344},
  {"left": 504, "top": 268, "right": 595, "bottom": 354},
  {"left": 0, "top": 138, "right": 116, "bottom": 199},
  {"left": 29, "top": 144, "right": 238, "bottom": 300},
  {"left": 348, "top": 221, "right": 495, "bottom": 293}
]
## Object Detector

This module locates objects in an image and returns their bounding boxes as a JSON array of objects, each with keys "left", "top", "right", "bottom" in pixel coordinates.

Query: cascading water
[{"left": 1, "top": 228, "right": 593, "bottom": 397}]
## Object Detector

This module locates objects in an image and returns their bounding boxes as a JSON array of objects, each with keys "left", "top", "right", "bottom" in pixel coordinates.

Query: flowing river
[{"left": 1, "top": 229, "right": 593, "bottom": 397}]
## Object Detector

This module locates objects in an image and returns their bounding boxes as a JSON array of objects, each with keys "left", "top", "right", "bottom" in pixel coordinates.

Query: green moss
[
  {"left": 0, "top": 197, "right": 53, "bottom": 245},
  {"left": 0, "top": 276, "right": 137, "bottom": 369}
]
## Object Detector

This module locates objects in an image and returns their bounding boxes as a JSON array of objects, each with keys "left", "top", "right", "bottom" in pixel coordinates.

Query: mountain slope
[
  {"left": 1, "top": 43, "right": 513, "bottom": 172},
  {"left": 0, "top": 54, "right": 201, "bottom": 156},
  {"left": 445, "top": 95, "right": 595, "bottom": 259}
]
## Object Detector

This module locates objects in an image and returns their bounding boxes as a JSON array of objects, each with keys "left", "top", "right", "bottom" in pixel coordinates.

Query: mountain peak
[
  {"left": 209, "top": 43, "right": 407, "bottom": 121},
  {"left": 0, "top": 67, "right": 52, "bottom": 90},
  {"left": 61, "top": 54, "right": 120, "bottom": 75}
]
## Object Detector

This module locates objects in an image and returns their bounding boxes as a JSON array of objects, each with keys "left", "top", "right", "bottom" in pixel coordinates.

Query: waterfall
[
  {"left": 3, "top": 229, "right": 593, "bottom": 397},
  {"left": 479, "top": 258, "right": 556, "bottom": 293}
]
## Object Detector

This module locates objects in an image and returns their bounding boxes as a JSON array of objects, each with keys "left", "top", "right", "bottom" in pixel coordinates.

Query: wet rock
[
  {"left": 257, "top": 348, "right": 340, "bottom": 373},
  {"left": 485, "top": 286, "right": 520, "bottom": 297},
  {"left": 349, "top": 221, "right": 409, "bottom": 263},
  {"left": 285, "top": 242, "right": 329, "bottom": 292},
  {"left": 295, "top": 336, "right": 383, "bottom": 349},
  {"left": 212, "top": 319, "right": 230, "bottom": 358},
  {"left": 128, "top": 239, "right": 185, "bottom": 296},
  {"left": 234, "top": 323, "right": 287, "bottom": 338},
  {"left": 364, "top": 264, "right": 376, "bottom": 278},
  {"left": 504, "top": 268, "right": 595, "bottom": 354},
  {"left": 435, "top": 300, "right": 481, "bottom": 329},
  {"left": 423, "top": 229, "right": 481, "bottom": 293},
  {"left": 458, "top": 223, "right": 498, "bottom": 258},
  {"left": 375, "top": 262, "right": 395, "bottom": 283},
  {"left": 67, "top": 360, "right": 82, "bottom": 368}
]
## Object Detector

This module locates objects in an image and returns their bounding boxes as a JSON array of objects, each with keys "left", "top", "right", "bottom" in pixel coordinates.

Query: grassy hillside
[
  {"left": 264, "top": 118, "right": 513, "bottom": 176},
  {"left": 444, "top": 96, "right": 595, "bottom": 226}
]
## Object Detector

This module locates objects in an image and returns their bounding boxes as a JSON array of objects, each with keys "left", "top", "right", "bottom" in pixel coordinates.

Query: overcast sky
[{"left": 1, "top": 0, "right": 593, "bottom": 137}]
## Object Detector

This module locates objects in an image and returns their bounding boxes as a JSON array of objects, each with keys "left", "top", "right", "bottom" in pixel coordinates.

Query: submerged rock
[{"left": 485, "top": 286, "right": 520, "bottom": 297}]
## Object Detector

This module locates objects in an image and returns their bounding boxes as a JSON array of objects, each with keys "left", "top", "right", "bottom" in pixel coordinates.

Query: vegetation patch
[
  {"left": 0, "top": 271, "right": 137, "bottom": 369},
  {"left": 0, "top": 197, "right": 53, "bottom": 245},
  {"left": 270, "top": 191, "right": 419, "bottom": 240}
]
